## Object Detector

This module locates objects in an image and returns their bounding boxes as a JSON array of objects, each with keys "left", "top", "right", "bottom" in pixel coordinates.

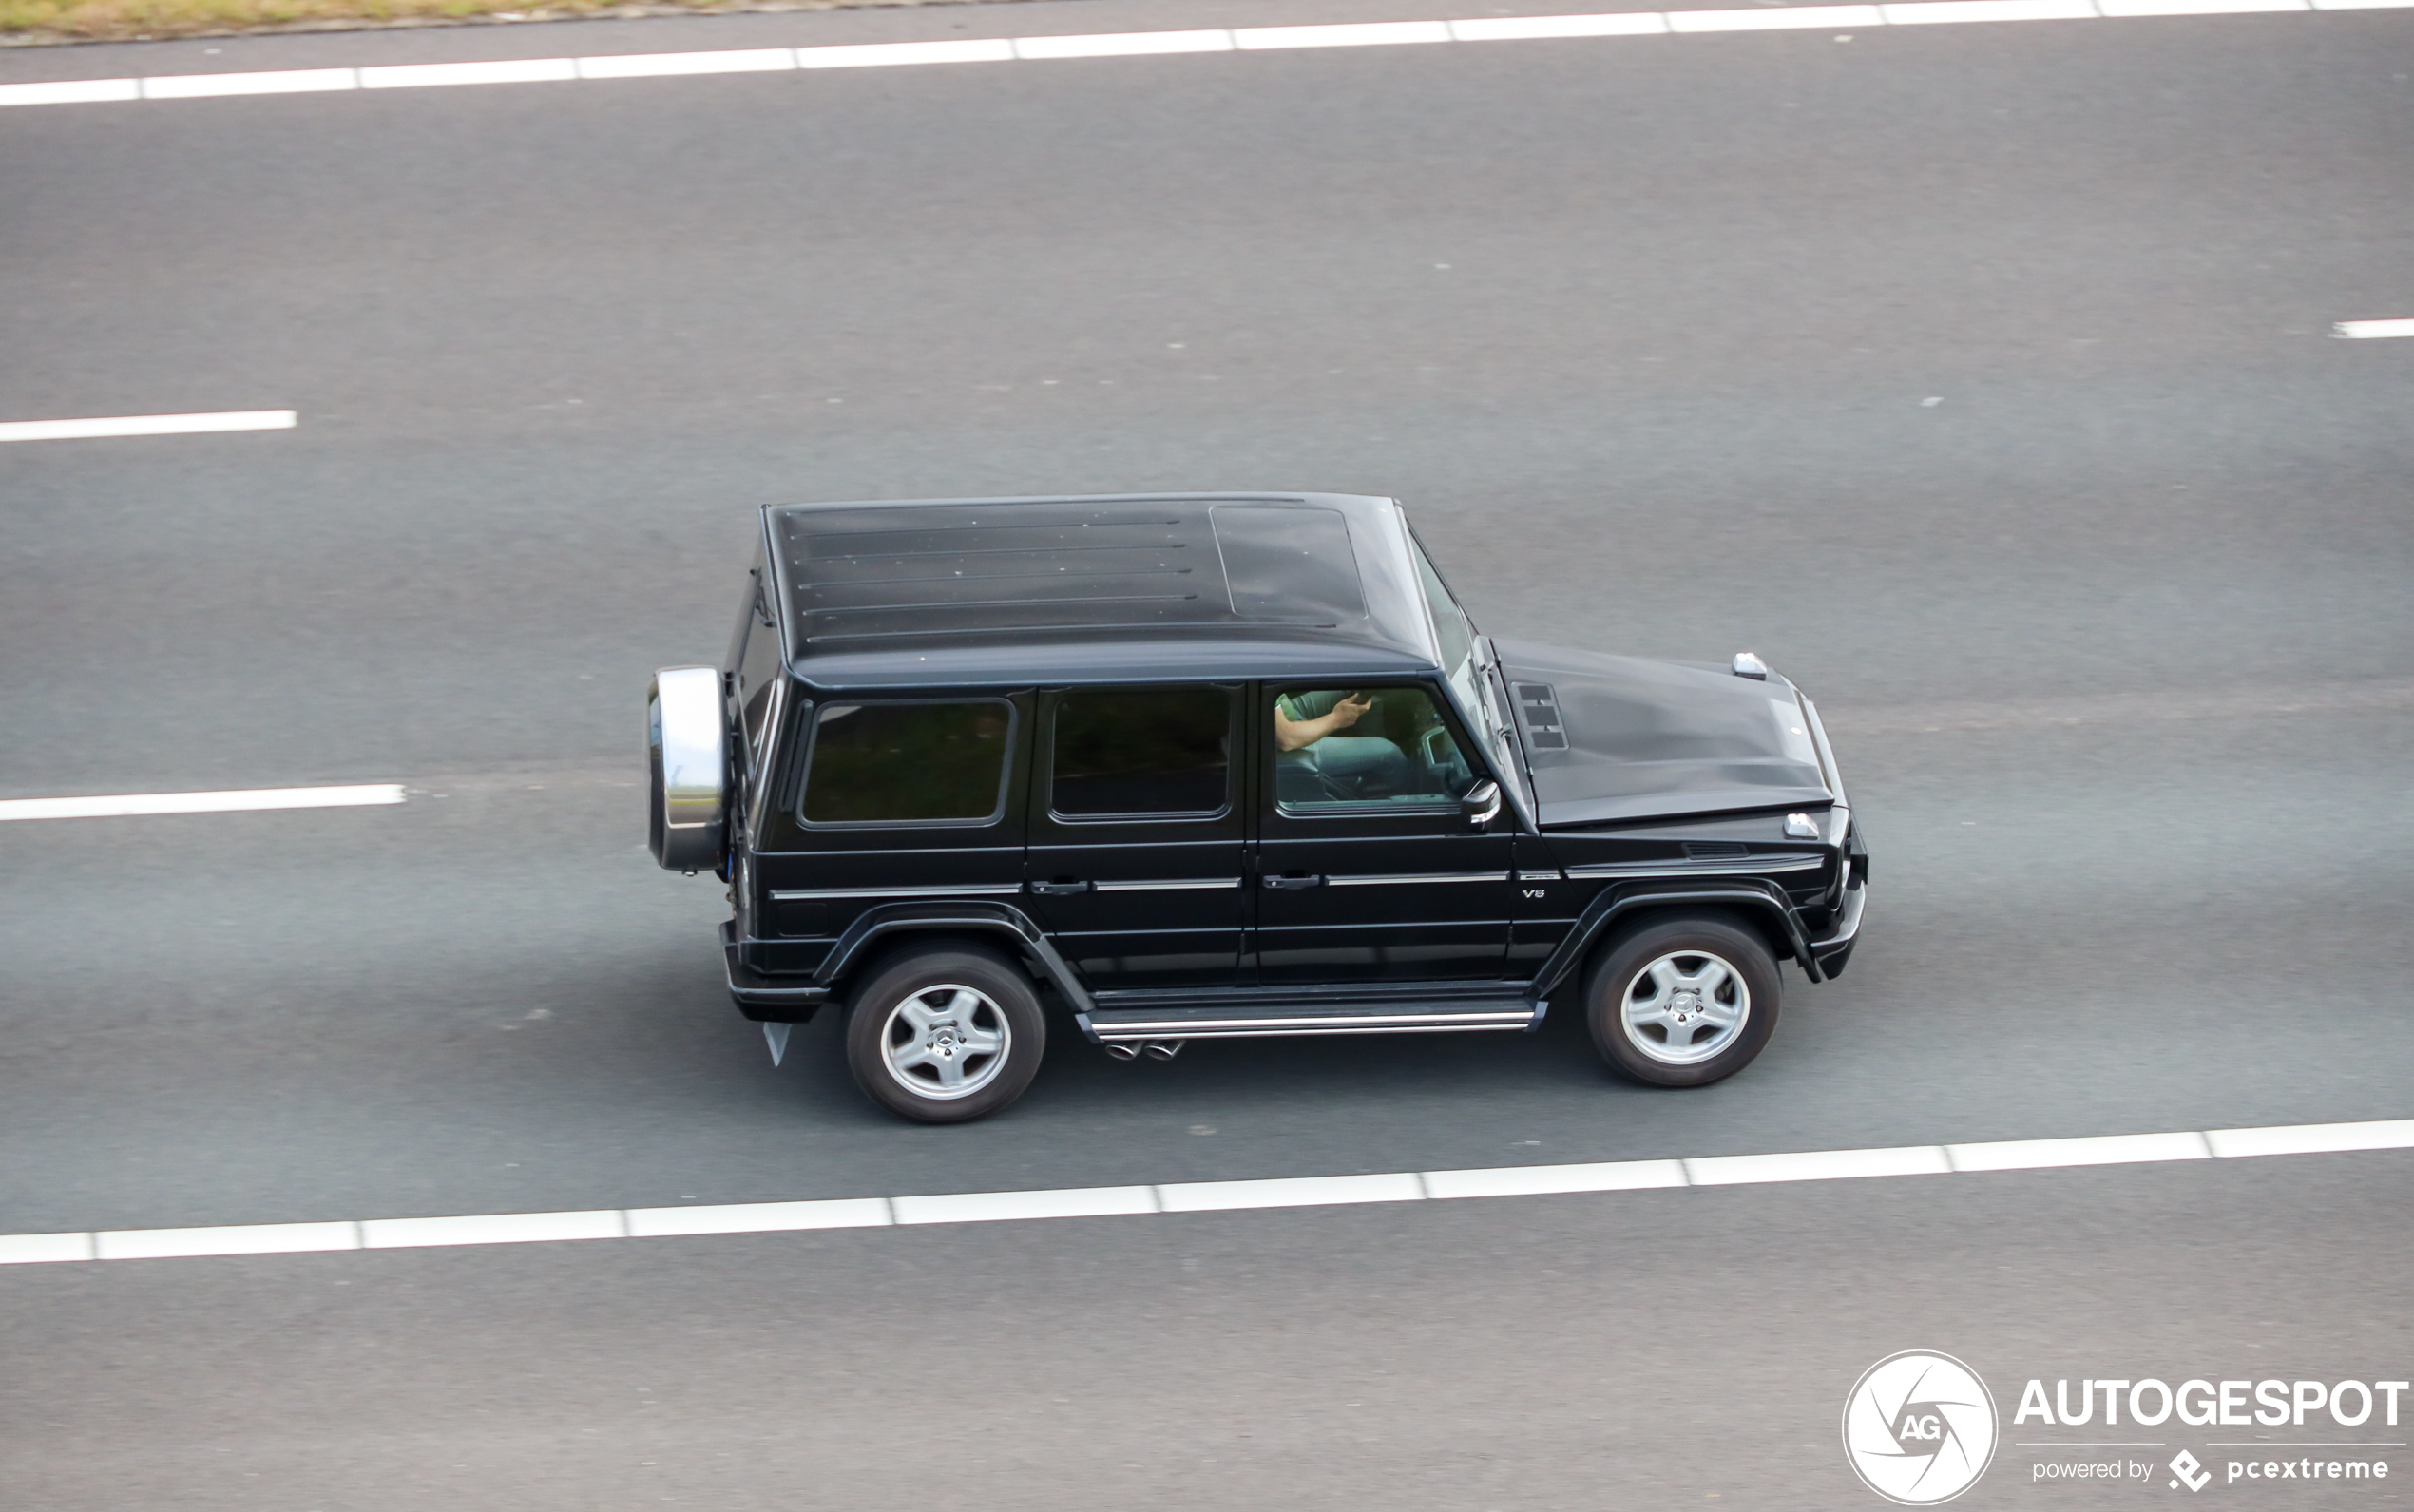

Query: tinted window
[
  {"left": 801, "top": 700, "right": 1013, "bottom": 825},
  {"left": 1052, "top": 687, "right": 1232, "bottom": 818},
  {"left": 1272, "top": 686, "right": 1480, "bottom": 813}
]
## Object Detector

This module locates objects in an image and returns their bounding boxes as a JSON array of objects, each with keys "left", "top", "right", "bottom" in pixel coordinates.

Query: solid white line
[
  {"left": 893, "top": 1185, "right": 1159, "bottom": 1224},
  {"left": 575, "top": 48, "right": 796, "bottom": 80},
  {"left": 5, "top": 0, "right": 2377, "bottom": 113},
  {"left": 1881, "top": 0, "right": 2098, "bottom": 22},
  {"left": 623, "top": 1197, "right": 891, "bottom": 1236},
  {"left": 1423, "top": 1158, "right": 1687, "bottom": 1198},
  {"left": 0, "top": 409, "right": 295, "bottom": 442},
  {"left": 796, "top": 38, "right": 1015, "bottom": 68},
  {"left": 0, "top": 1232, "right": 97, "bottom": 1265},
  {"left": 143, "top": 68, "right": 359, "bottom": 99},
  {"left": 2333, "top": 318, "right": 2414, "bottom": 338},
  {"left": 0, "top": 77, "right": 140, "bottom": 106},
  {"left": 0, "top": 784, "right": 405, "bottom": 822},
  {"left": 361, "top": 1209, "right": 624, "bottom": 1249},
  {"left": 1946, "top": 1129, "right": 2210, "bottom": 1171},
  {"left": 1668, "top": 4, "right": 1887, "bottom": 29},
  {"left": 18, "top": 1117, "right": 2410, "bottom": 1265},
  {"left": 1449, "top": 11, "right": 1671, "bottom": 36},
  {"left": 97, "top": 1220, "right": 359, "bottom": 1260},
  {"left": 1013, "top": 29, "right": 1236, "bottom": 59},
  {"left": 359, "top": 57, "right": 579, "bottom": 88},
  {"left": 2203, "top": 1117, "right": 2414, "bottom": 1158},
  {"left": 1158, "top": 1172, "right": 1427, "bottom": 1211},
  {"left": 1685, "top": 1143, "right": 1951, "bottom": 1184}
]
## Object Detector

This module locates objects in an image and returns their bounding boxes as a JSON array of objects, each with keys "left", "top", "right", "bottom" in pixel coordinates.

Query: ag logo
[{"left": 1842, "top": 1350, "right": 1999, "bottom": 1505}]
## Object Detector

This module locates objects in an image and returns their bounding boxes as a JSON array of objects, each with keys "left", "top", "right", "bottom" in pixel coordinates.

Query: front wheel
[
  {"left": 1583, "top": 915, "right": 1781, "bottom": 1088},
  {"left": 844, "top": 943, "right": 1047, "bottom": 1123}
]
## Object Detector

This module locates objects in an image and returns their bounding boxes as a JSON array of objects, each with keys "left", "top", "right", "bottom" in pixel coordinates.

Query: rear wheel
[
  {"left": 1583, "top": 915, "right": 1781, "bottom": 1088},
  {"left": 844, "top": 942, "right": 1046, "bottom": 1123}
]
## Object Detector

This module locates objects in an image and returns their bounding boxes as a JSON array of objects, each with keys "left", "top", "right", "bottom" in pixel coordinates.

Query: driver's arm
[{"left": 1275, "top": 693, "right": 1372, "bottom": 752}]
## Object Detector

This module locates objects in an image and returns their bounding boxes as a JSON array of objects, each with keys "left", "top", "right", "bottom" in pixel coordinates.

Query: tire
[
  {"left": 1583, "top": 914, "right": 1781, "bottom": 1088},
  {"left": 843, "top": 941, "right": 1047, "bottom": 1123}
]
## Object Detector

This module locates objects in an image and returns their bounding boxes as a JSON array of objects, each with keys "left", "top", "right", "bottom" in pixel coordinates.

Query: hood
[{"left": 1494, "top": 640, "right": 1835, "bottom": 827}]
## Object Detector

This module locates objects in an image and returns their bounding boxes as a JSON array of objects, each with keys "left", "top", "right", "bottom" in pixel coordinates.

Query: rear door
[
  {"left": 1023, "top": 684, "right": 1247, "bottom": 991},
  {"left": 1252, "top": 680, "right": 1517, "bottom": 984}
]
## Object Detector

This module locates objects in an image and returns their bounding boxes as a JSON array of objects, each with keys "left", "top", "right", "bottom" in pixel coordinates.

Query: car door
[
  {"left": 1022, "top": 684, "right": 1248, "bottom": 991},
  {"left": 1252, "top": 680, "right": 1517, "bottom": 984}
]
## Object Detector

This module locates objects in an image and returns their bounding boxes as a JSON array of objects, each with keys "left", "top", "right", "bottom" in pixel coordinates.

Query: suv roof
[{"left": 765, "top": 492, "right": 1449, "bottom": 689}]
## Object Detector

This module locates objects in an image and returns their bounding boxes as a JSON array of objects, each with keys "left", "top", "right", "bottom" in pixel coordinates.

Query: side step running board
[{"left": 1082, "top": 998, "right": 1541, "bottom": 1043}]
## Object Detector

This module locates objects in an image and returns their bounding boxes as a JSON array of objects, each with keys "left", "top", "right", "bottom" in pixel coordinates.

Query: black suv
[{"left": 649, "top": 493, "right": 1867, "bottom": 1122}]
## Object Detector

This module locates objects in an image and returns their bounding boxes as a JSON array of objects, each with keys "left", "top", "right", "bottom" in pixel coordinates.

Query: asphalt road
[{"left": 3, "top": 1, "right": 2411, "bottom": 1505}]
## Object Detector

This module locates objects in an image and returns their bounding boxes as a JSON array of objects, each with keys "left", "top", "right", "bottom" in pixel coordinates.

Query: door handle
[
  {"left": 1029, "top": 879, "right": 1093, "bottom": 895},
  {"left": 1262, "top": 873, "right": 1326, "bottom": 890}
]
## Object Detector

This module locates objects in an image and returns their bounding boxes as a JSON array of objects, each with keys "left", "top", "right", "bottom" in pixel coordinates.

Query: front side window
[
  {"left": 1051, "top": 686, "right": 1234, "bottom": 819},
  {"left": 800, "top": 700, "right": 1013, "bottom": 826},
  {"left": 1272, "top": 686, "right": 1480, "bottom": 813}
]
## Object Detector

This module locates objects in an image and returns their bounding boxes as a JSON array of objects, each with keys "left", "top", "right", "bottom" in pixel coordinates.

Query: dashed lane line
[
  {"left": 3, "top": 1117, "right": 2406, "bottom": 1266},
  {"left": 2334, "top": 318, "right": 2414, "bottom": 338},
  {"left": 2, "top": 0, "right": 2408, "bottom": 111},
  {"left": 0, "top": 784, "right": 404, "bottom": 822},
  {"left": 0, "top": 410, "right": 296, "bottom": 442}
]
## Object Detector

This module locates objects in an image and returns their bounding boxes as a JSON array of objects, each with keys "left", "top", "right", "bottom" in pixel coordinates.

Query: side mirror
[
  {"left": 1460, "top": 778, "right": 1503, "bottom": 828},
  {"left": 648, "top": 665, "right": 727, "bottom": 872}
]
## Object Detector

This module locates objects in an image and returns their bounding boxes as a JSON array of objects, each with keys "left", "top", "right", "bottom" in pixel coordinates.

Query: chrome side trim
[
  {"left": 771, "top": 884, "right": 1024, "bottom": 901},
  {"left": 1093, "top": 1010, "right": 1535, "bottom": 1040},
  {"left": 1565, "top": 855, "right": 1825, "bottom": 879},
  {"left": 1323, "top": 871, "right": 1513, "bottom": 888},
  {"left": 1089, "top": 877, "right": 1244, "bottom": 893}
]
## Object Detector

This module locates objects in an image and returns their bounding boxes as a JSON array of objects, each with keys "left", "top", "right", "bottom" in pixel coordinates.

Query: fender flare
[
  {"left": 1529, "top": 878, "right": 1822, "bottom": 1001},
  {"left": 814, "top": 900, "right": 1095, "bottom": 1014}
]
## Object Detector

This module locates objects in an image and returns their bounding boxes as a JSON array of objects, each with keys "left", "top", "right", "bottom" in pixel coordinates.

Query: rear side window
[
  {"left": 1051, "top": 686, "right": 1234, "bottom": 819},
  {"left": 801, "top": 700, "right": 1014, "bottom": 826}
]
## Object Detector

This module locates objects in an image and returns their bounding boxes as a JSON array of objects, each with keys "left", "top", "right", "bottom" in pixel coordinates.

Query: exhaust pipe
[
  {"left": 1102, "top": 1042, "right": 1140, "bottom": 1062},
  {"left": 1141, "top": 1039, "right": 1186, "bottom": 1062}
]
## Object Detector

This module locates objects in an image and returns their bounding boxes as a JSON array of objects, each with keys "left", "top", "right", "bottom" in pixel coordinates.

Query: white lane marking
[
  {"left": 0, "top": 77, "right": 140, "bottom": 106},
  {"left": 0, "top": 409, "right": 295, "bottom": 442},
  {"left": 97, "top": 1221, "right": 359, "bottom": 1260},
  {"left": 1234, "top": 20, "right": 1456, "bottom": 48},
  {"left": 1667, "top": 5, "right": 1887, "bottom": 29},
  {"left": 1013, "top": 29, "right": 1236, "bottom": 59},
  {"left": 1881, "top": 0, "right": 2097, "bottom": 22},
  {"left": 359, "top": 57, "right": 579, "bottom": 88},
  {"left": 624, "top": 1197, "right": 891, "bottom": 1236},
  {"left": 2098, "top": 0, "right": 2304, "bottom": 11},
  {"left": 2, "top": 0, "right": 2378, "bottom": 112},
  {"left": 2333, "top": 317, "right": 2414, "bottom": 338},
  {"left": 143, "top": 68, "right": 359, "bottom": 98},
  {"left": 1945, "top": 1129, "right": 2211, "bottom": 1170},
  {"left": 1449, "top": 11, "right": 1671, "bottom": 36},
  {"left": 1423, "top": 1158, "right": 1687, "bottom": 1198},
  {"left": 1159, "top": 1172, "right": 1427, "bottom": 1211},
  {"left": 2203, "top": 1117, "right": 2414, "bottom": 1158},
  {"left": 795, "top": 38, "right": 1015, "bottom": 68},
  {"left": 0, "top": 1233, "right": 96, "bottom": 1265},
  {"left": 7, "top": 1116, "right": 2407, "bottom": 1265},
  {"left": 1685, "top": 1142, "right": 1951, "bottom": 1184},
  {"left": 361, "top": 1209, "right": 624, "bottom": 1248},
  {"left": 893, "top": 1185, "right": 1159, "bottom": 1224},
  {"left": 0, "top": 784, "right": 404, "bottom": 822},
  {"left": 575, "top": 48, "right": 796, "bottom": 80}
]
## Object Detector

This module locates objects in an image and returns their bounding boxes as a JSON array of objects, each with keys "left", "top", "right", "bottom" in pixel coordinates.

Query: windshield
[{"left": 1411, "top": 539, "right": 1482, "bottom": 712}]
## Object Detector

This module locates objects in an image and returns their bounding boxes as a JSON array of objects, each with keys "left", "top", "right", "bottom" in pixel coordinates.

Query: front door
[
  {"left": 1253, "top": 681, "right": 1517, "bottom": 984},
  {"left": 1024, "top": 684, "right": 1247, "bottom": 991}
]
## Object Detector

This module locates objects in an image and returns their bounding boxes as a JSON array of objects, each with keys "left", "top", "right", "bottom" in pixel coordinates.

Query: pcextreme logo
[{"left": 1843, "top": 1351, "right": 2002, "bottom": 1505}]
